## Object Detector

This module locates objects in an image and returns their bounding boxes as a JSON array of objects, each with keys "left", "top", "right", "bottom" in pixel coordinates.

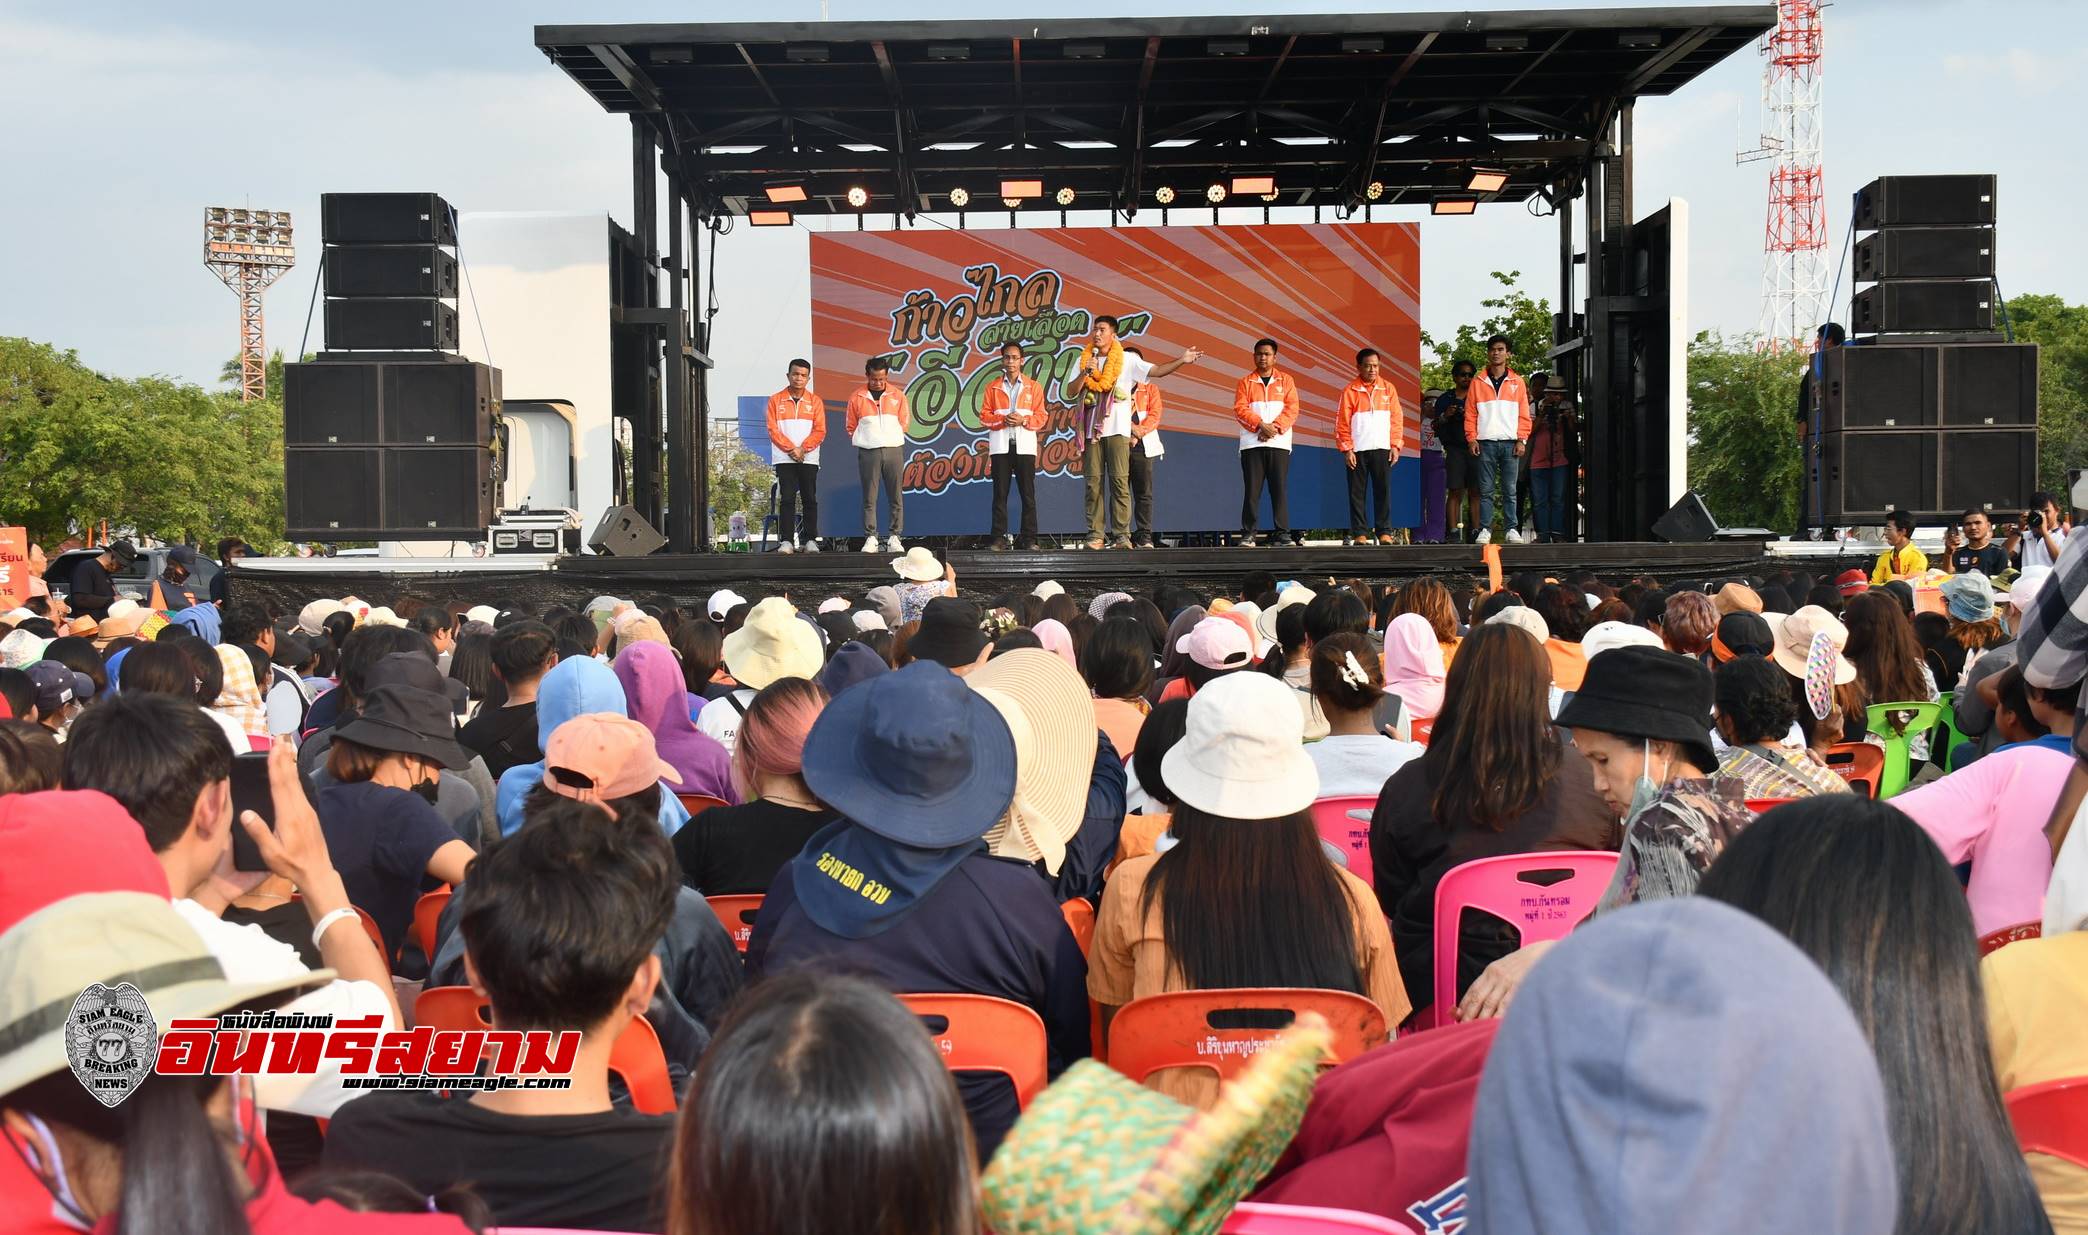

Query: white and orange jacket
[
  {"left": 1464, "top": 368, "right": 1532, "bottom": 444},
  {"left": 846, "top": 385, "right": 911, "bottom": 451},
  {"left": 980, "top": 374, "right": 1048, "bottom": 456},
  {"left": 1233, "top": 369, "right": 1301, "bottom": 452},
  {"left": 767, "top": 388, "right": 827, "bottom": 465},
  {"left": 1335, "top": 376, "right": 1399, "bottom": 455}
]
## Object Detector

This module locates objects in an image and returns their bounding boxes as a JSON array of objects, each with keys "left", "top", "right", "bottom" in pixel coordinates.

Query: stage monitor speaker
[
  {"left": 324, "top": 245, "right": 459, "bottom": 298},
  {"left": 1814, "top": 428, "right": 2036, "bottom": 522},
  {"left": 1853, "top": 175, "right": 1996, "bottom": 230},
  {"left": 1852, "top": 281, "right": 1995, "bottom": 336},
  {"left": 1854, "top": 226, "right": 1995, "bottom": 282},
  {"left": 324, "top": 298, "right": 459, "bottom": 351},
  {"left": 587, "top": 505, "right": 668, "bottom": 557},
  {"left": 285, "top": 359, "right": 497, "bottom": 445},
  {"left": 1650, "top": 491, "right": 1720, "bottom": 542},
  {"left": 320, "top": 192, "right": 458, "bottom": 245}
]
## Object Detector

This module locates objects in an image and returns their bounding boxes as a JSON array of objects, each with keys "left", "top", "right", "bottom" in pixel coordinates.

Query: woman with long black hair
[
  {"left": 1842, "top": 592, "right": 1942, "bottom": 760},
  {"left": 1698, "top": 797, "right": 2054, "bottom": 1235},
  {"left": 1090, "top": 670, "right": 1408, "bottom": 1109}
]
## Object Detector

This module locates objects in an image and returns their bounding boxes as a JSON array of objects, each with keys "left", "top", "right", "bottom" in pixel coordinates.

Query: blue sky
[{"left": 1, "top": 0, "right": 2074, "bottom": 406}]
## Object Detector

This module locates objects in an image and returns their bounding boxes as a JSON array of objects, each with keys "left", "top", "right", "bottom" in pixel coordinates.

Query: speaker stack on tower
[
  {"left": 284, "top": 193, "right": 500, "bottom": 540},
  {"left": 1814, "top": 175, "right": 2037, "bottom": 523}
]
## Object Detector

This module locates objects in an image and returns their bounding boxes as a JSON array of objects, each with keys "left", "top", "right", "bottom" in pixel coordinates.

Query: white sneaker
[
  {"left": 802, "top": 539, "right": 821, "bottom": 553},
  {"left": 1505, "top": 528, "right": 1527, "bottom": 545},
  {"left": 777, "top": 541, "right": 795, "bottom": 555},
  {"left": 884, "top": 536, "right": 904, "bottom": 553},
  {"left": 862, "top": 536, "right": 881, "bottom": 552},
  {"left": 1474, "top": 528, "right": 1493, "bottom": 545}
]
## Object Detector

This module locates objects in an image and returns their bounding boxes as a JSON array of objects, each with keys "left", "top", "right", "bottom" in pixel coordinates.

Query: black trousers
[
  {"left": 1347, "top": 449, "right": 1392, "bottom": 535},
  {"left": 1129, "top": 446, "right": 1157, "bottom": 543},
  {"left": 1240, "top": 447, "right": 1291, "bottom": 537},
  {"left": 776, "top": 461, "right": 818, "bottom": 544},
  {"left": 989, "top": 446, "right": 1038, "bottom": 543}
]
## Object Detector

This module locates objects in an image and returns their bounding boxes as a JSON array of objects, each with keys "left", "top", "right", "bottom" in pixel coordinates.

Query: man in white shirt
[
  {"left": 63, "top": 694, "right": 400, "bottom": 1116},
  {"left": 2008, "top": 490, "right": 2071, "bottom": 573},
  {"left": 848, "top": 355, "right": 910, "bottom": 553},
  {"left": 1084, "top": 329, "right": 1203, "bottom": 550},
  {"left": 982, "top": 341, "right": 1048, "bottom": 550}
]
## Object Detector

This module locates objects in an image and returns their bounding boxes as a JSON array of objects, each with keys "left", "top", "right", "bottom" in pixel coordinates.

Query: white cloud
[{"left": 1941, "top": 47, "right": 2070, "bottom": 92}]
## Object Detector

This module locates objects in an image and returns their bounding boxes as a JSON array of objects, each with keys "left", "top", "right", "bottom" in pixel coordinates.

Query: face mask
[
  {"left": 1624, "top": 738, "right": 1670, "bottom": 823},
  {"left": 11, "top": 1112, "right": 92, "bottom": 1230},
  {"left": 408, "top": 760, "right": 440, "bottom": 805}
]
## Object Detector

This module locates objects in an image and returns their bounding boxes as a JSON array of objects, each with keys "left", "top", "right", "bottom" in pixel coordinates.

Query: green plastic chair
[
  {"left": 1931, "top": 691, "right": 1973, "bottom": 773},
  {"left": 1865, "top": 700, "right": 1946, "bottom": 799}
]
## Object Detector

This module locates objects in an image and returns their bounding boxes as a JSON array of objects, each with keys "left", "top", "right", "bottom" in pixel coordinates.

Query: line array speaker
[
  {"left": 1812, "top": 428, "right": 2037, "bottom": 523},
  {"left": 320, "top": 193, "right": 458, "bottom": 245},
  {"left": 283, "top": 359, "right": 498, "bottom": 446},
  {"left": 323, "top": 299, "right": 459, "bottom": 351},
  {"left": 1821, "top": 342, "right": 2038, "bottom": 430},
  {"left": 1850, "top": 281, "right": 1995, "bottom": 336},
  {"left": 324, "top": 245, "right": 459, "bottom": 298},
  {"left": 1852, "top": 175, "right": 1996, "bottom": 229},
  {"left": 285, "top": 446, "right": 496, "bottom": 539},
  {"left": 1853, "top": 227, "right": 1995, "bottom": 282}
]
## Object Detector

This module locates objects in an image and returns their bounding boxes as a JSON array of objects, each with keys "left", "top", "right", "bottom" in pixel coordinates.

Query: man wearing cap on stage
[
  {"left": 1236, "top": 338, "right": 1301, "bottom": 547},
  {"left": 1337, "top": 347, "right": 1400, "bottom": 547},
  {"left": 982, "top": 341, "right": 1048, "bottom": 551},
  {"left": 1091, "top": 336, "right": 1203, "bottom": 551},
  {"left": 848, "top": 355, "right": 910, "bottom": 554},
  {"left": 766, "top": 358, "right": 825, "bottom": 554}
]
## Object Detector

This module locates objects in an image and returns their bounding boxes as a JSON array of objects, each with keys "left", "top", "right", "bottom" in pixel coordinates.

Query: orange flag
[
  {"left": 148, "top": 580, "right": 167, "bottom": 611},
  {"left": 1483, "top": 543, "right": 1503, "bottom": 595}
]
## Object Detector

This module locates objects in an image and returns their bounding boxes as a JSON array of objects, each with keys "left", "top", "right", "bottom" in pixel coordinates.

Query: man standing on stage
[
  {"left": 1087, "top": 332, "right": 1203, "bottom": 550},
  {"left": 981, "top": 341, "right": 1047, "bottom": 551},
  {"left": 1077, "top": 316, "right": 1128, "bottom": 550},
  {"left": 1337, "top": 347, "right": 1399, "bottom": 547},
  {"left": 1465, "top": 334, "right": 1531, "bottom": 546},
  {"left": 1434, "top": 361, "right": 1477, "bottom": 543},
  {"left": 1235, "top": 338, "right": 1300, "bottom": 547},
  {"left": 848, "top": 355, "right": 910, "bottom": 553},
  {"left": 766, "top": 358, "right": 825, "bottom": 553}
]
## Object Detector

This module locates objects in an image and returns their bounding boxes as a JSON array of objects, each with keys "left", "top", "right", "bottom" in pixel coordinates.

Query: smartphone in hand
[{"left": 228, "top": 751, "right": 277, "bottom": 872}]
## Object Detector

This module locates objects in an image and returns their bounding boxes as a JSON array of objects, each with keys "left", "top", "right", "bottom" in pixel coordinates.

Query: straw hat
[
  {"left": 97, "top": 599, "right": 149, "bottom": 641},
  {"left": 1771, "top": 606, "right": 1856, "bottom": 686},
  {"left": 980, "top": 1014, "right": 1331, "bottom": 1235},
  {"left": 968, "top": 649, "right": 1097, "bottom": 876},
  {"left": 721, "top": 597, "right": 822, "bottom": 689},
  {"left": 892, "top": 546, "right": 945, "bottom": 582}
]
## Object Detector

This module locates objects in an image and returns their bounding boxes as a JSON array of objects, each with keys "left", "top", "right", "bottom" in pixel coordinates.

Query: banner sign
[
  {"left": 0, "top": 529, "right": 28, "bottom": 609},
  {"left": 744, "top": 223, "right": 1421, "bottom": 537}
]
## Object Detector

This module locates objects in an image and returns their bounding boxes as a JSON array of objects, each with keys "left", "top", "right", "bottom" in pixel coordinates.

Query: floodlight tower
[
  {"left": 204, "top": 207, "right": 295, "bottom": 400},
  {"left": 1738, "top": 0, "right": 1826, "bottom": 352}
]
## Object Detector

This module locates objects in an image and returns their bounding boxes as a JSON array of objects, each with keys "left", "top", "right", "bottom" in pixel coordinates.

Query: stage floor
[{"left": 233, "top": 539, "right": 1774, "bottom": 615}]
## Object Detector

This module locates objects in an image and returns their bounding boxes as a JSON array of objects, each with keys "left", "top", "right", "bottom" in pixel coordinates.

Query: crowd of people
[{"left": 2, "top": 531, "right": 2085, "bottom": 1235}]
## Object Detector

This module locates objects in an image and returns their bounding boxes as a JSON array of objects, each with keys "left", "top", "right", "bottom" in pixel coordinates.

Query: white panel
[{"left": 1667, "top": 196, "right": 1690, "bottom": 505}]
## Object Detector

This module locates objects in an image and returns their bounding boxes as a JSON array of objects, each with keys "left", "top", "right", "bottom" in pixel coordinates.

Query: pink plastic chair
[
  {"left": 1424, "top": 851, "right": 1619, "bottom": 1027},
  {"left": 1224, "top": 1203, "right": 1420, "bottom": 1234},
  {"left": 1308, "top": 796, "right": 1377, "bottom": 885}
]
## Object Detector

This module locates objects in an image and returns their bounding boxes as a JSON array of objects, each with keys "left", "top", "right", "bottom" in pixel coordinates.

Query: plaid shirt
[{"left": 2016, "top": 526, "right": 2088, "bottom": 759}]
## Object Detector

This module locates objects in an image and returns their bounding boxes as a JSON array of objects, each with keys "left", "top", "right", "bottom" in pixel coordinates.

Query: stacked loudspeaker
[
  {"left": 284, "top": 193, "right": 500, "bottom": 540},
  {"left": 1815, "top": 174, "right": 2037, "bottom": 522}
]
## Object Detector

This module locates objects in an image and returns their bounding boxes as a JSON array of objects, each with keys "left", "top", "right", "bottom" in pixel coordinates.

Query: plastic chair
[
  {"left": 1864, "top": 700, "right": 1945, "bottom": 799},
  {"left": 900, "top": 993, "right": 1050, "bottom": 1109},
  {"left": 413, "top": 887, "right": 452, "bottom": 963},
  {"left": 1744, "top": 798, "right": 1798, "bottom": 814},
  {"left": 706, "top": 894, "right": 764, "bottom": 953},
  {"left": 1409, "top": 717, "right": 1435, "bottom": 746},
  {"left": 1822, "top": 742, "right": 1886, "bottom": 799},
  {"left": 675, "top": 793, "right": 729, "bottom": 818},
  {"left": 1060, "top": 898, "right": 1096, "bottom": 960},
  {"left": 1979, "top": 921, "right": 2042, "bottom": 956},
  {"left": 1308, "top": 796, "right": 1378, "bottom": 885},
  {"left": 1224, "top": 1203, "right": 1420, "bottom": 1234},
  {"left": 1106, "top": 988, "right": 1387, "bottom": 1085},
  {"left": 1429, "top": 851, "right": 1619, "bottom": 1024},
  {"left": 2006, "top": 1077, "right": 2088, "bottom": 1169},
  {"left": 414, "top": 986, "right": 676, "bottom": 1115},
  {"left": 1932, "top": 690, "right": 1969, "bottom": 764},
  {"left": 353, "top": 906, "right": 390, "bottom": 973}
]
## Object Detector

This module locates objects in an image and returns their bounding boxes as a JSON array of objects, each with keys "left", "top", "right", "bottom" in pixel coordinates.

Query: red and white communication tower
[
  {"left": 1738, "top": 0, "right": 1826, "bottom": 352},
  {"left": 204, "top": 207, "right": 295, "bottom": 401}
]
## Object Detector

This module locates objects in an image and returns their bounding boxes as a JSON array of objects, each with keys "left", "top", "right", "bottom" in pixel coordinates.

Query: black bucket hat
[
  {"left": 105, "top": 540, "right": 137, "bottom": 568},
  {"left": 333, "top": 683, "right": 472, "bottom": 769},
  {"left": 1711, "top": 611, "right": 1775, "bottom": 663},
  {"left": 1556, "top": 645, "right": 1717, "bottom": 771},
  {"left": 906, "top": 597, "right": 989, "bottom": 668}
]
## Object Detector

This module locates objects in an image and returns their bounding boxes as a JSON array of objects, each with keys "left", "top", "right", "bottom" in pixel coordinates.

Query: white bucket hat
[
  {"left": 1161, "top": 672, "right": 1319, "bottom": 819},
  {"left": 892, "top": 547, "right": 945, "bottom": 583},
  {"left": 720, "top": 597, "right": 823, "bottom": 689},
  {"left": 1580, "top": 620, "right": 1665, "bottom": 663},
  {"left": 1254, "top": 585, "right": 1314, "bottom": 644}
]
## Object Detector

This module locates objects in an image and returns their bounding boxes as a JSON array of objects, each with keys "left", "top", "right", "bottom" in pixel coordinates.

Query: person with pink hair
[{"left": 672, "top": 678, "right": 835, "bottom": 895}]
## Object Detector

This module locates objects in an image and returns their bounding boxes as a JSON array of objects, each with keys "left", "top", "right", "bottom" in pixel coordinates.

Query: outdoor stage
[{"left": 230, "top": 539, "right": 1774, "bottom": 616}]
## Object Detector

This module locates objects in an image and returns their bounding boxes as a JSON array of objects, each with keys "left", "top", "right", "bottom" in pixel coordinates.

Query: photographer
[{"left": 2006, "top": 491, "right": 2070, "bottom": 572}]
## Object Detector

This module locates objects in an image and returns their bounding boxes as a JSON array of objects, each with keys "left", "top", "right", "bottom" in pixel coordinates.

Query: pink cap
[
  {"left": 542, "top": 713, "right": 682, "bottom": 805},
  {"left": 1174, "top": 615, "right": 1255, "bottom": 671}
]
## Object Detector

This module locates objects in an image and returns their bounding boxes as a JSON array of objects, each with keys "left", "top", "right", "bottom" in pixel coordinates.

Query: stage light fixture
[
  {"left": 764, "top": 184, "right": 808, "bottom": 204},
  {"left": 1206, "top": 183, "right": 1227, "bottom": 204},
  {"left": 1000, "top": 179, "right": 1043, "bottom": 200},
  {"left": 1002, "top": 197, "right": 1021, "bottom": 209},
  {"left": 785, "top": 43, "right": 830, "bottom": 63},
  {"left": 926, "top": 43, "right": 970, "bottom": 60},
  {"left": 1154, "top": 185, "right": 1176, "bottom": 205},
  {"left": 1207, "top": 38, "right": 1250, "bottom": 56},
  {"left": 948, "top": 187, "right": 970, "bottom": 208},
  {"left": 1432, "top": 197, "right": 1479, "bottom": 216},
  {"left": 1262, "top": 192, "right": 1279, "bottom": 203},
  {"left": 750, "top": 209, "right": 794, "bottom": 226},
  {"left": 1485, "top": 33, "right": 1530, "bottom": 51},
  {"left": 1055, "top": 187, "right": 1076, "bottom": 206},
  {"left": 1465, "top": 167, "right": 1509, "bottom": 193},
  {"left": 1340, "top": 36, "right": 1384, "bottom": 54},
  {"left": 1064, "top": 41, "right": 1105, "bottom": 59},
  {"left": 1365, "top": 180, "right": 1385, "bottom": 201},
  {"left": 1230, "top": 175, "right": 1275, "bottom": 197},
  {"left": 1618, "top": 30, "right": 1662, "bottom": 48},
  {"left": 846, "top": 186, "right": 870, "bottom": 208}
]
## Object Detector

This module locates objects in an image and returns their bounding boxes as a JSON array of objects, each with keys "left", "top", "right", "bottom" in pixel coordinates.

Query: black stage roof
[{"left": 537, "top": 7, "right": 1772, "bottom": 218}]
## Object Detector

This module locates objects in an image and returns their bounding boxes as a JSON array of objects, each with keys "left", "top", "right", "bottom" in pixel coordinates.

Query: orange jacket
[
  {"left": 766, "top": 388, "right": 826, "bottom": 455},
  {"left": 980, "top": 374, "right": 1047, "bottom": 429},
  {"left": 1464, "top": 367, "right": 1531, "bottom": 444},
  {"left": 1233, "top": 369, "right": 1300, "bottom": 434},
  {"left": 1129, "top": 383, "right": 1163, "bottom": 440},
  {"left": 845, "top": 386, "right": 910, "bottom": 437},
  {"left": 1334, "top": 376, "right": 1399, "bottom": 453}
]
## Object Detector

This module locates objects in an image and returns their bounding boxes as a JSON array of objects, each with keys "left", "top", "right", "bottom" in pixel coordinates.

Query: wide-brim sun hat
[
  {"left": 97, "top": 599, "right": 149, "bottom": 641},
  {"left": 333, "top": 683, "right": 473, "bottom": 770},
  {"left": 799, "top": 660, "right": 1017, "bottom": 848},
  {"left": 967, "top": 649, "right": 1097, "bottom": 876},
  {"left": 1771, "top": 605, "right": 1857, "bottom": 685},
  {"left": 1254, "top": 585, "right": 1314, "bottom": 645},
  {"left": 2010, "top": 566, "right": 2052, "bottom": 612},
  {"left": 891, "top": 546, "right": 944, "bottom": 582},
  {"left": 0, "top": 892, "right": 332, "bottom": 1102},
  {"left": 1161, "top": 671, "right": 1319, "bottom": 818},
  {"left": 980, "top": 1013, "right": 1331, "bottom": 1235},
  {"left": 1555, "top": 645, "right": 1717, "bottom": 770},
  {"left": 721, "top": 597, "right": 823, "bottom": 689}
]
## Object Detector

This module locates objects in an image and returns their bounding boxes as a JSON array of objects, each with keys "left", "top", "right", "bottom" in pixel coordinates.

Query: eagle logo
[{"left": 64, "top": 982, "right": 159, "bottom": 1108}]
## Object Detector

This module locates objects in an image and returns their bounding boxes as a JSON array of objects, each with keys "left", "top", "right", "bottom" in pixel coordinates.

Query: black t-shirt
[
  {"left": 458, "top": 700, "right": 541, "bottom": 780},
  {"left": 1951, "top": 543, "right": 2009, "bottom": 577},
  {"left": 315, "top": 781, "right": 456, "bottom": 958},
  {"left": 1433, "top": 390, "right": 1469, "bottom": 450},
  {"left": 321, "top": 1090, "right": 673, "bottom": 1232},
  {"left": 673, "top": 798, "right": 836, "bottom": 896}
]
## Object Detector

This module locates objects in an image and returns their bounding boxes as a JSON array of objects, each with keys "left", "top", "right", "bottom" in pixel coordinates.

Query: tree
[
  {"left": 1683, "top": 331, "right": 1805, "bottom": 532},
  {"left": 1995, "top": 294, "right": 2088, "bottom": 493},
  {"left": 219, "top": 350, "right": 289, "bottom": 399},
  {"left": 707, "top": 434, "right": 774, "bottom": 535},
  {"left": 1420, "top": 270, "right": 1555, "bottom": 390}
]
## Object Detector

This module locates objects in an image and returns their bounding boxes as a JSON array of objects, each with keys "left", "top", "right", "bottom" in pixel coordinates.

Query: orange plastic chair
[
  {"left": 1421, "top": 851, "right": 1619, "bottom": 1031},
  {"left": 414, "top": 986, "right": 676, "bottom": 1115},
  {"left": 1744, "top": 798, "right": 1798, "bottom": 814},
  {"left": 413, "top": 887, "right": 452, "bottom": 962},
  {"left": 1822, "top": 742, "right": 1885, "bottom": 799},
  {"left": 353, "top": 906, "right": 390, "bottom": 972},
  {"left": 1060, "top": 898, "right": 1096, "bottom": 960},
  {"left": 1225, "top": 1203, "right": 1420, "bottom": 1234},
  {"left": 1409, "top": 717, "right": 1435, "bottom": 746},
  {"left": 676, "top": 793, "right": 729, "bottom": 819},
  {"left": 706, "top": 894, "right": 764, "bottom": 953},
  {"left": 2006, "top": 1077, "right": 2088, "bottom": 1169},
  {"left": 1308, "top": 796, "right": 1377, "bottom": 884},
  {"left": 899, "top": 993, "right": 1050, "bottom": 1109},
  {"left": 1106, "top": 988, "right": 1387, "bottom": 1086},
  {"left": 1979, "top": 921, "right": 2042, "bottom": 956}
]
